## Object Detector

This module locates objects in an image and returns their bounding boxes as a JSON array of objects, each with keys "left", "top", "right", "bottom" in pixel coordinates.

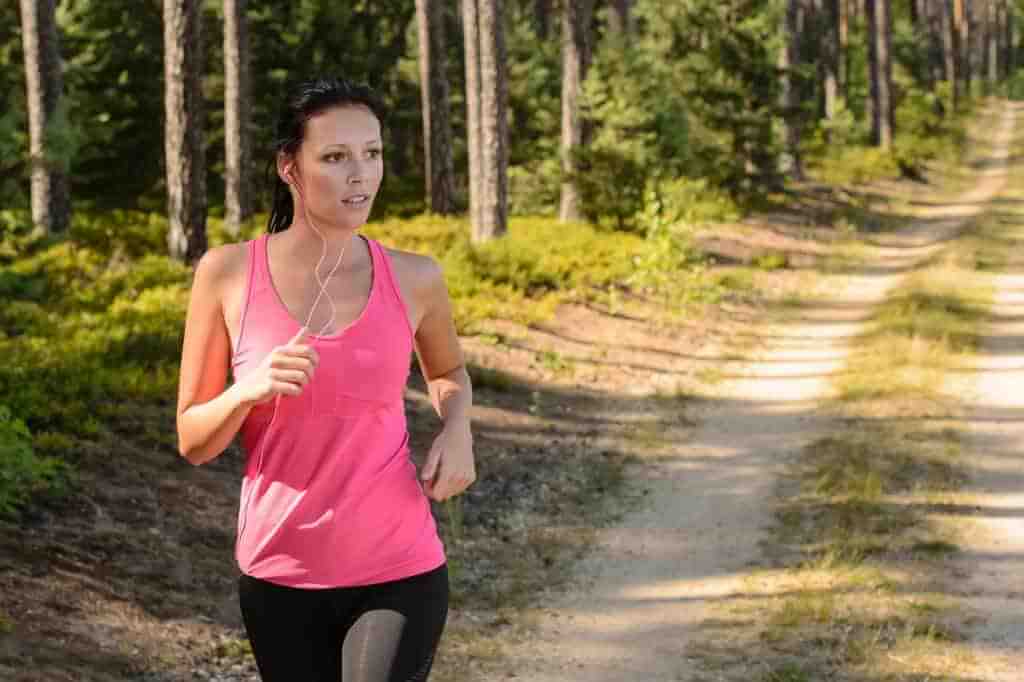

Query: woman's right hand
[{"left": 235, "top": 327, "right": 319, "bottom": 407}]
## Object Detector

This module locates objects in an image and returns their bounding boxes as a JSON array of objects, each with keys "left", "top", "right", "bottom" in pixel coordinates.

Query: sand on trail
[
  {"left": 949, "top": 209, "right": 1024, "bottom": 676},
  {"left": 501, "top": 105, "right": 1017, "bottom": 681}
]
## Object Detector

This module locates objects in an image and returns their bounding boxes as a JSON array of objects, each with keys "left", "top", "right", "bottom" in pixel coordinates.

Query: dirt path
[
  {"left": 500, "top": 105, "right": 1017, "bottom": 681},
  {"left": 949, "top": 210, "right": 1024, "bottom": 676}
]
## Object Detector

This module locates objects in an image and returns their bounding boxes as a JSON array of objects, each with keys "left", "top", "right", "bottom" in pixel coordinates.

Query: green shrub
[
  {"left": 1008, "top": 70, "right": 1024, "bottom": 101},
  {"left": 892, "top": 83, "right": 967, "bottom": 175},
  {"left": 814, "top": 146, "right": 901, "bottom": 186},
  {"left": 369, "top": 216, "right": 647, "bottom": 331},
  {"left": 508, "top": 159, "right": 561, "bottom": 218},
  {"left": 69, "top": 209, "right": 168, "bottom": 259},
  {"left": 627, "top": 178, "right": 740, "bottom": 305},
  {"left": 0, "top": 405, "right": 66, "bottom": 519}
]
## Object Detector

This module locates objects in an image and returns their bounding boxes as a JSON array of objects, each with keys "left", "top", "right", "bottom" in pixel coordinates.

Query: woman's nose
[{"left": 348, "top": 159, "right": 370, "bottom": 184}]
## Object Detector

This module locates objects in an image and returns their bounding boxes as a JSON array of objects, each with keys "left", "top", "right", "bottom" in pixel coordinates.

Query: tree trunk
[
  {"left": 534, "top": 0, "right": 552, "bottom": 40},
  {"left": 462, "top": 0, "right": 482, "bottom": 231},
  {"left": 416, "top": 0, "right": 457, "bottom": 214},
  {"left": 224, "top": 0, "right": 251, "bottom": 237},
  {"left": 1006, "top": 1, "right": 1015, "bottom": 79},
  {"left": 608, "top": 0, "right": 633, "bottom": 42},
  {"left": 164, "top": 0, "right": 207, "bottom": 264},
  {"left": 839, "top": 0, "right": 849, "bottom": 99},
  {"left": 465, "top": 0, "right": 508, "bottom": 242},
  {"left": 956, "top": 0, "right": 971, "bottom": 96},
  {"left": 995, "top": 0, "right": 1003, "bottom": 80},
  {"left": 780, "top": 0, "right": 804, "bottom": 179},
  {"left": 560, "top": 0, "right": 592, "bottom": 221},
  {"left": 925, "top": 0, "right": 946, "bottom": 89},
  {"left": 988, "top": 0, "right": 999, "bottom": 87},
  {"left": 19, "top": 0, "right": 69, "bottom": 235},
  {"left": 866, "top": 0, "right": 894, "bottom": 148},
  {"left": 823, "top": 0, "right": 842, "bottom": 121},
  {"left": 478, "top": 0, "right": 508, "bottom": 240},
  {"left": 942, "top": 0, "right": 961, "bottom": 107}
]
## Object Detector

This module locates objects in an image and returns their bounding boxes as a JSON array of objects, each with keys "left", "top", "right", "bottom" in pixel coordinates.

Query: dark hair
[{"left": 266, "top": 76, "right": 387, "bottom": 234}]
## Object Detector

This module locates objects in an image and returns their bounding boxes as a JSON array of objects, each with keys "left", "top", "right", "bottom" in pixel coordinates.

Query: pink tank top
[{"left": 230, "top": 233, "right": 445, "bottom": 588}]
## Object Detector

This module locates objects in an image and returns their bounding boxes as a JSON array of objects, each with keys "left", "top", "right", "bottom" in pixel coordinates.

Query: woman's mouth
[{"left": 342, "top": 194, "right": 370, "bottom": 207}]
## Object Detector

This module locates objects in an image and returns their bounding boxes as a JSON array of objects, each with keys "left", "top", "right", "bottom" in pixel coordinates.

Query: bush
[
  {"left": 0, "top": 405, "right": 66, "bottom": 519},
  {"left": 508, "top": 159, "right": 561, "bottom": 218},
  {"left": 577, "top": 40, "right": 691, "bottom": 229},
  {"left": 368, "top": 215, "right": 646, "bottom": 332},
  {"left": 1007, "top": 71, "right": 1024, "bottom": 101},
  {"left": 0, "top": 221, "right": 189, "bottom": 438},
  {"left": 892, "top": 83, "right": 967, "bottom": 175},
  {"left": 628, "top": 178, "right": 741, "bottom": 305}
]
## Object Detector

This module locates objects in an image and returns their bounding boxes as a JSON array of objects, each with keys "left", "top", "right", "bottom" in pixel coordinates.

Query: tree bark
[
  {"left": 1005, "top": 1, "right": 1015, "bottom": 79},
  {"left": 464, "top": 0, "right": 508, "bottom": 242},
  {"left": 866, "top": 0, "right": 894, "bottom": 148},
  {"left": 822, "top": 0, "right": 842, "bottom": 121},
  {"left": 534, "top": 0, "right": 552, "bottom": 40},
  {"left": 955, "top": 0, "right": 971, "bottom": 96},
  {"left": 462, "top": 0, "right": 482, "bottom": 231},
  {"left": 477, "top": 0, "right": 508, "bottom": 240},
  {"left": 559, "top": 0, "right": 592, "bottom": 221},
  {"left": 839, "top": 0, "right": 849, "bottom": 99},
  {"left": 416, "top": 0, "right": 457, "bottom": 214},
  {"left": 19, "top": 0, "right": 70, "bottom": 235},
  {"left": 224, "top": 0, "right": 251, "bottom": 237},
  {"left": 942, "top": 0, "right": 961, "bottom": 107},
  {"left": 925, "top": 0, "right": 946, "bottom": 89},
  {"left": 988, "top": 0, "right": 999, "bottom": 87},
  {"left": 780, "top": 0, "right": 804, "bottom": 179},
  {"left": 163, "top": 0, "right": 207, "bottom": 264},
  {"left": 608, "top": 0, "right": 633, "bottom": 42}
]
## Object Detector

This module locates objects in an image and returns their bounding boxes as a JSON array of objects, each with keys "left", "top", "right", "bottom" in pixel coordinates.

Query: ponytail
[{"left": 267, "top": 175, "right": 294, "bottom": 234}]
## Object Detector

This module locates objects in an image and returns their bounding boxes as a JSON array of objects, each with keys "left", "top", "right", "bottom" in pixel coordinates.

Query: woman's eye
[
  {"left": 367, "top": 149, "right": 382, "bottom": 159},
  {"left": 324, "top": 152, "right": 345, "bottom": 162}
]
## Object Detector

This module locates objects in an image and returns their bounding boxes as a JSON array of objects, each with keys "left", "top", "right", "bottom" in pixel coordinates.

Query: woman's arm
[
  {"left": 176, "top": 246, "right": 318, "bottom": 465},
  {"left": 411, "top": 257, "right": 476, "bottom": 501},
  {"left": 176, "top": 246, "right": 255, "bottom": 465}
]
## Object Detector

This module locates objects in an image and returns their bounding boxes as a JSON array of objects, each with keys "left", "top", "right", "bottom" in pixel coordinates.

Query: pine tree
[
  {"left": 224, "top": 0, "right": 252, "bottom": 237},
  {"left": 18, "top": 0, "right": 70, "bottom": 234},
  {"left": 163, "top": 0, "right": 207, "bottom": 264},
  {"left": 867, "top": 0, "right": 894, "bottom": 148},
  {"left": 416, "top": 0, "right": 456, "bottom": 214},
  {"left": 559, "top": 0, "right": 592, "bottom": 221}
]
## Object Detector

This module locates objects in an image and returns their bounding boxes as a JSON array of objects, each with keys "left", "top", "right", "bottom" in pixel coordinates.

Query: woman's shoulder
[
  {"left": 192, "top": 240, "right": 251, "bottom": 293},
  {"left": 379, "top": 244, "right": 444, "bottom": 290}
]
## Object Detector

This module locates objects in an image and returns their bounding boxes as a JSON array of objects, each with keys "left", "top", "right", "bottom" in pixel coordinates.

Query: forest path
[
  {"left": 499, "top": 104, "right": 1017, "bottom": 681},
  {"left": 944, "top": 114, "right": 1024, "bottom": 680}
]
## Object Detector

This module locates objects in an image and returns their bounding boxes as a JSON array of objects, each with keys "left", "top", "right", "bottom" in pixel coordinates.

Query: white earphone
[
  {"left": 285, "top": 164, "right": 349, "bottom": 338},
  {"left": 236, "top": 164, "right": 350, "bottom": 548}
]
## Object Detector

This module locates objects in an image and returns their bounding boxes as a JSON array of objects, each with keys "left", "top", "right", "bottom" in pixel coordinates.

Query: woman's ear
[{"left": 276, "top": 154, "right": 296, "bottom": 185}]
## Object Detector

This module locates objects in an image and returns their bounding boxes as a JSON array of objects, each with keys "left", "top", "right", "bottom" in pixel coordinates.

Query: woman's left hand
[{"left": 420, "top": 420, "right": 475, "bottom": 502}]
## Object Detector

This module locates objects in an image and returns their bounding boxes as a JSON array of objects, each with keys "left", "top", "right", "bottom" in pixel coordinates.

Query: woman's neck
[{"left": 279, "top": 217, "right": 362, "bottom": 270}]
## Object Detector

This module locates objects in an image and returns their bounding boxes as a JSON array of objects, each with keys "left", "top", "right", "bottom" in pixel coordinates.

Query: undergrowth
[{"left": 0, "top": 198, "right": 736, "bottom": 518}]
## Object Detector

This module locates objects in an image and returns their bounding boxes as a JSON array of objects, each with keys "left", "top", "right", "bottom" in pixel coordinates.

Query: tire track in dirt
[
  {"left": 499, "top": 104, "right": 1016, "bottom": 681},
  {"left": 947, "top": 156, "right": 1024, "bottom": 679}
]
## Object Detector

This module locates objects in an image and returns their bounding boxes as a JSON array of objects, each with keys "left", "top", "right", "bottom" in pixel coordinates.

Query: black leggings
[{"left": 238, "top": 564, "right": 448, "bottom": 682}]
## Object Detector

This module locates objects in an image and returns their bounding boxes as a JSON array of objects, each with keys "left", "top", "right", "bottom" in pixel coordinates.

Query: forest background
[
  {"left": 1, "top": 2, "right": 1023, "bottom": 676},
  {"left": 3, "top": 0, "right": 1023, "bottom": 536}
]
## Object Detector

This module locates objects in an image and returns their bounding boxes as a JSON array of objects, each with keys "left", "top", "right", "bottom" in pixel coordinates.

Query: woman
[{"left": 175, "top": 76, "right": 475, "bottom": 682}]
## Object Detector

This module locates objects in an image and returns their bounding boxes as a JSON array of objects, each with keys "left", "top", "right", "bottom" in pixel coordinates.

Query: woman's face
[{"left": 289, "top": 104, "right": 384, "bottom": 231}]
